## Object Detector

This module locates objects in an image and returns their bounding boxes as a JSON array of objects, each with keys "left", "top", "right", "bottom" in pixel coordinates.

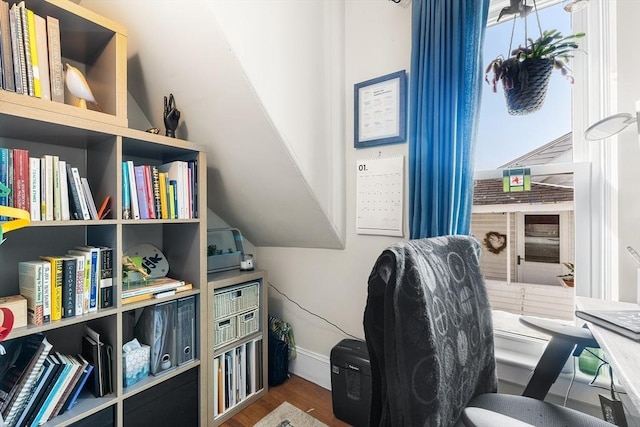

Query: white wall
[
  {"left": 257, "top": 0, "right": 411, "bottom": 362},
  {"left": 208, "top": 0, "right": 346, "bottom": 238}
]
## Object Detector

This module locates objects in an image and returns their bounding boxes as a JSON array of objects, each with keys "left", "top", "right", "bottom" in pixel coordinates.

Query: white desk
[{"left": 576, "top": 297, "right": 640, "bottom": 419}]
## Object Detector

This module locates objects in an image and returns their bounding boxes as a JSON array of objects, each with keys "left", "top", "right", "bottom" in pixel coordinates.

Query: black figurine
[{"left": 163, "top": 93, "right": 181, "bottom": 138}]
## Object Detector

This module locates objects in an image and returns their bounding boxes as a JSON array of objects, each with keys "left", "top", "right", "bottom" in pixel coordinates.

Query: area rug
[{"left": 255, "top": 402, "right": 328, "bottom": 427}]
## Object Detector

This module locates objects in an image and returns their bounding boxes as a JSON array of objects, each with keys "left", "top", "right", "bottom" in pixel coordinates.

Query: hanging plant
[{"left": 485, "top": 3, "right": 585, "bottom": 115}]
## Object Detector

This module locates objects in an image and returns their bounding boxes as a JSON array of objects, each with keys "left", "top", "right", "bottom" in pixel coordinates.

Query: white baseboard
[{"left": 288, "top": 346, "right": 332, "bottom": 390}]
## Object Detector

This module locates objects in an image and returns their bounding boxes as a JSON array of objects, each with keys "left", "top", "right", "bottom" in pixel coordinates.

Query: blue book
[
  {"left": 169, "top": 179, "right": 178, "bottom": 219},
  {"left": 122, "top": 162, "right": 131, "bottom": 219},
  {"left": 61, "top": 360, "right": 93, "bottom": 413},
  {"left": 13, "top": 359, "right": 56, "bottom": 427},
  {"left": 30, "top": 354, "right": 72, "bottom": 426}
]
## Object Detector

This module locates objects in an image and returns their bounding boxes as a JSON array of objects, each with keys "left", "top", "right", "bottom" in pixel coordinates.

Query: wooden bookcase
[
  {"left": 208, "top": 269, "right": 268, "bottom": 426},
  {"left": 0, "top": 1, "right": 207, "bottom": 425}
]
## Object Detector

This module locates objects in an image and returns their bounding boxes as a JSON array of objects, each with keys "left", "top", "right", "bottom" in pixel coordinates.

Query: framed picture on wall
[{"left": 354, "top": 70, "right": 407, "bottom": 148}]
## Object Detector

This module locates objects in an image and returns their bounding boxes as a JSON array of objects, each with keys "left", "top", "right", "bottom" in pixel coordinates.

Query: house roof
[
  {"left": 499, "top": 132, "right": 573, "bottom": 168},
  {"left": 473, "top": 179, "right": 574, "bottom": 205}
]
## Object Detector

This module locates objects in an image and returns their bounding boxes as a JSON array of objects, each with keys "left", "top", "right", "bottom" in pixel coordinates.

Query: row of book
[
  {"left": 122, "top": 160, "right": 198, "bottom": 220},
  {"left": 18, "top": 245, "right": 113, "bottom": 325},
  {"left": 0, "top": 1, "right": 64, "bottom": 101},
  {"left": 213, "top": 338, "right": 263, "bottom": 417},
  {"left": 0, "top": 148, "right": 105, "bottom": 222},
  {"left": 0, "top": 326, "right": 111, "bottom": 427}
]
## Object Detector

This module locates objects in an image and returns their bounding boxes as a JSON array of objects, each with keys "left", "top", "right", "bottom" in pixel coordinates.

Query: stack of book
[
  {"left": 0, "top": 333, "right": 96, "bottom": 427},
  {"left": 0, "top": 1, "right": 64, "bottom": 102},
  {"left": 0, "top": 147, "right": 108, "bottom": 222},
  {"left": 18, "top": 245, "right": 113, "bottom": 325},
  {"left": 121, "top": 277, "right": 192, "bottom": 305},
  {"left": 122, "top": 160, "right": 197, "bottom": 220}
]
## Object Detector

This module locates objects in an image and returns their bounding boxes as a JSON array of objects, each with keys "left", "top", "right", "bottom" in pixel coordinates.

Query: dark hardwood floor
[{"left": 221, "top": 375, "right": 352, "bottom": 426}]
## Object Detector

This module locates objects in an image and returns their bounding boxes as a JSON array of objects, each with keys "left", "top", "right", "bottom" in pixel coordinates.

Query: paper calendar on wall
[{"left": 356, "top": 156, "right": 404, "bottom": 236}]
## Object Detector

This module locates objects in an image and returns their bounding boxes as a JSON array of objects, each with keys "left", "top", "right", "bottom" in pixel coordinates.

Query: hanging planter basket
[
  {"left": 503, "top": 58, "right": 554, "bottom": 116},
  {"left": 484, "top": 0, "right": 585, "bottom": 116}
]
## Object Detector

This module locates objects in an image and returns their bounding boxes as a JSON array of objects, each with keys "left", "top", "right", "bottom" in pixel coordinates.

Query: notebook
[{"left": 575, "top": 310, "right": 640, "bottom": 342}]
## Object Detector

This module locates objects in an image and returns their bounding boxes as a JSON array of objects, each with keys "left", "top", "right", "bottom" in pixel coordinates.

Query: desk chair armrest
[
  {"left": 518, "top": 316, "right": 599, "bottom": 400},
  {"left": 461, "top": 408, "right": 535, "bottom": 427}
]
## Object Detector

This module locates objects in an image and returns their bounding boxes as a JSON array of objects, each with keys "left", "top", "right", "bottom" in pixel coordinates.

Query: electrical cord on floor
[{"left": 268, "top": 281, "right": 360, "bottom": 340}]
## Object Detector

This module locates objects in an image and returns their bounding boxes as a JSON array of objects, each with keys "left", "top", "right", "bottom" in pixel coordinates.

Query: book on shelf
[
  {"left": 41, "top": 154, "right": 53, "bottom": 221},
  {"left": 133, "top": 165, "right": 150, "bottom": 220},
  {"left": 121, "top": 277, "right": 186, "bottom": 300},
  {"left": 0, "top": 0, "right": 16, "bottom": 92},
  {"left": 9, "top": 2, "right": 26, "bottom": 95},
  {"left": 121, "top": 282, "right": 192, "bottom": 305},
  {"left": 19, "top": 2, "right": 33, "bottom": 97},
  {"left": 46, "top": 15, "right": 63, "bottom": 103},
  {"left": 158, "top": 161, "right": 189, "bottom": 219},
  {"left": 158, "top": 171, "right": 169, "bottom": 219},
  {"left": 52, "top": 155, "right": 61, "bottom": 220},
  {"left": 69, "top": 166, "right": 90, "bottom": 220},
  {"left": 58, "top": 160, "right": 70, "bottom": 221},
  {"left": 48, "top": 354, "right": 83, "bottom": 420},
  {"left": 0, "top": 148, "right": 7, "bottom": 221},
  {"left": 29, "top": 157, "right": 40, "bottom": 221},
  {"left": 142, "top": 165, "right": 156, "bottom": 219},
  {"left": 39, "top": 256, "right": 63, "bottom": 321},
  {"left": 73, "top": 246, "right": 100, "bottom": 312},
  {"left": 33, "top": 12, "right": 49, "bottom": 100},
  {"left": 80, "top": 177, "right": 98, "bottom": 220},
  {"left": 18, "top": 260, "right": 48, "bottom": 326},
  {"left": 66, "top": 249, "right": 91, "bottom": 315},
  {"left": 61, "top": 356, "right": 92, "bottom": 414},
  {"left": 122, "top": 163, "right": 131, "bottom": 219},
  {"left": 13, "top": 356, "right": 56, "bottom": 427},
  {"left": 65, "top": 163, "right": 83, "bottom": 220},
  {"left": 151, "top": 165, "right": 162, "bottom": 219},
  {"left": 65, "top": 252, "right": 85, "bottom": 316},
  {"left": 575, "top": 309, "right": 640, "bottom": 341},
  {"left": 0, "top": 334, "right": 52, "bottom": 424},
  {"left": 61, "top": 256, "right": 76, "bottom": 318},
  {"left": 82, "top": 325, "right": 112, "bottom": 397},
  {"left": 97, "top": 246, "right": 113, "bottom": 309},
  {"left": 25, "top": 7, "right": 39, "bottom": 98},
  {"left": 12, "top": 148, "right": 29, "bottom": 212},
  {"left": 97, "top": 195, "right": 110, "bottom": 220},
  {"left": 168, "top": 180, "right": 177, "bottom": 219},
  {"left": 126, "top": 160, "right": 140, "bottom": 220},
  {"left": 31, "top": 352, "right": 73, "bottom": 425}
]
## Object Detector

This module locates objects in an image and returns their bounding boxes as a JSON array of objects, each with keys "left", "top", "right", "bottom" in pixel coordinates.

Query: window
[{"left": 473, "top": 2, "right": 576, "bottom": 326}]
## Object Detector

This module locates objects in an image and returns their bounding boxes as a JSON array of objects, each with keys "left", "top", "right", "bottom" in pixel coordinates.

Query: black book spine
[{"left": 61, "top": 258, "right": 76, "bottom": 318}]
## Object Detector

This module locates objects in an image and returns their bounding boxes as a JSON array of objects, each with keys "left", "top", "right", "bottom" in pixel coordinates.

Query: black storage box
[{"left": 330, "top": 339, "right": 371, "bottom": 427}]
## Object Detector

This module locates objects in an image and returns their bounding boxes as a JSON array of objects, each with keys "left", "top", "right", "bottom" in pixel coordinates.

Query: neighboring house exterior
[{"left": 471, "top": 133, "right": 575, "bottom": 320}]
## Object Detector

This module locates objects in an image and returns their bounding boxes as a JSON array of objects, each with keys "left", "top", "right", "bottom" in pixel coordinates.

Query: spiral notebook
[{"left": 575, "top": 310, "right": 640, "bottom": 342}]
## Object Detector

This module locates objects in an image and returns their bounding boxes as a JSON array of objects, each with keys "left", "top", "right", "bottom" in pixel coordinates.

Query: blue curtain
[{"left": 409, "top": 0, "right": 489, "bottom": 238}]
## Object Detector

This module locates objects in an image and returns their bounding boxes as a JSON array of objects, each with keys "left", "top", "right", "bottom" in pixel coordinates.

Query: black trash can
[{"left": 330, "top": 339, "right": 371, "bottom": 427}]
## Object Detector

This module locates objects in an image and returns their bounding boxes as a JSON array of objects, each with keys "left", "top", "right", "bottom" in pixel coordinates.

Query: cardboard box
[
  {"left": 123, "top": 344, "right": 150, "bottom": 387},
  {"left": 0, "top": 295, "right": 28, "bottom": 329}
]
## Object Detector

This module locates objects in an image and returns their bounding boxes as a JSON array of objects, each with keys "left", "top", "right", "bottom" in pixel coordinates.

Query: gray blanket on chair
[{"left": 363, "top": 236, "right": 498, "bottom": 426}]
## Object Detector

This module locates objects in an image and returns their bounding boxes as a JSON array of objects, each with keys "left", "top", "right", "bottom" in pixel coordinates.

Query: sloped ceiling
[{"left": 79, "top": 0, "right": 344, "bottom": 249}]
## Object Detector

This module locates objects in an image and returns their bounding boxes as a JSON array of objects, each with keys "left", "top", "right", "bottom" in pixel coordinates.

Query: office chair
[{"left": 363, "top": 235, "right": 611, "bottom": 426}]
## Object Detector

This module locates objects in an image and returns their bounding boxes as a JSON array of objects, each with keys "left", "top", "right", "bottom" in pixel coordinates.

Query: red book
[
  {"left": 142, "top": 165, "right": 155, "bottom": 219},
  {"left": 13, "top": 149, "right": 30, "bottom": 212}
]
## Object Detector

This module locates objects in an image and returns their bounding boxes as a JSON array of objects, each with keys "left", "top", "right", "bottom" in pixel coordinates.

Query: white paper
[{"left": 356, "top": 156, "right": 404, "bottom": 236}]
